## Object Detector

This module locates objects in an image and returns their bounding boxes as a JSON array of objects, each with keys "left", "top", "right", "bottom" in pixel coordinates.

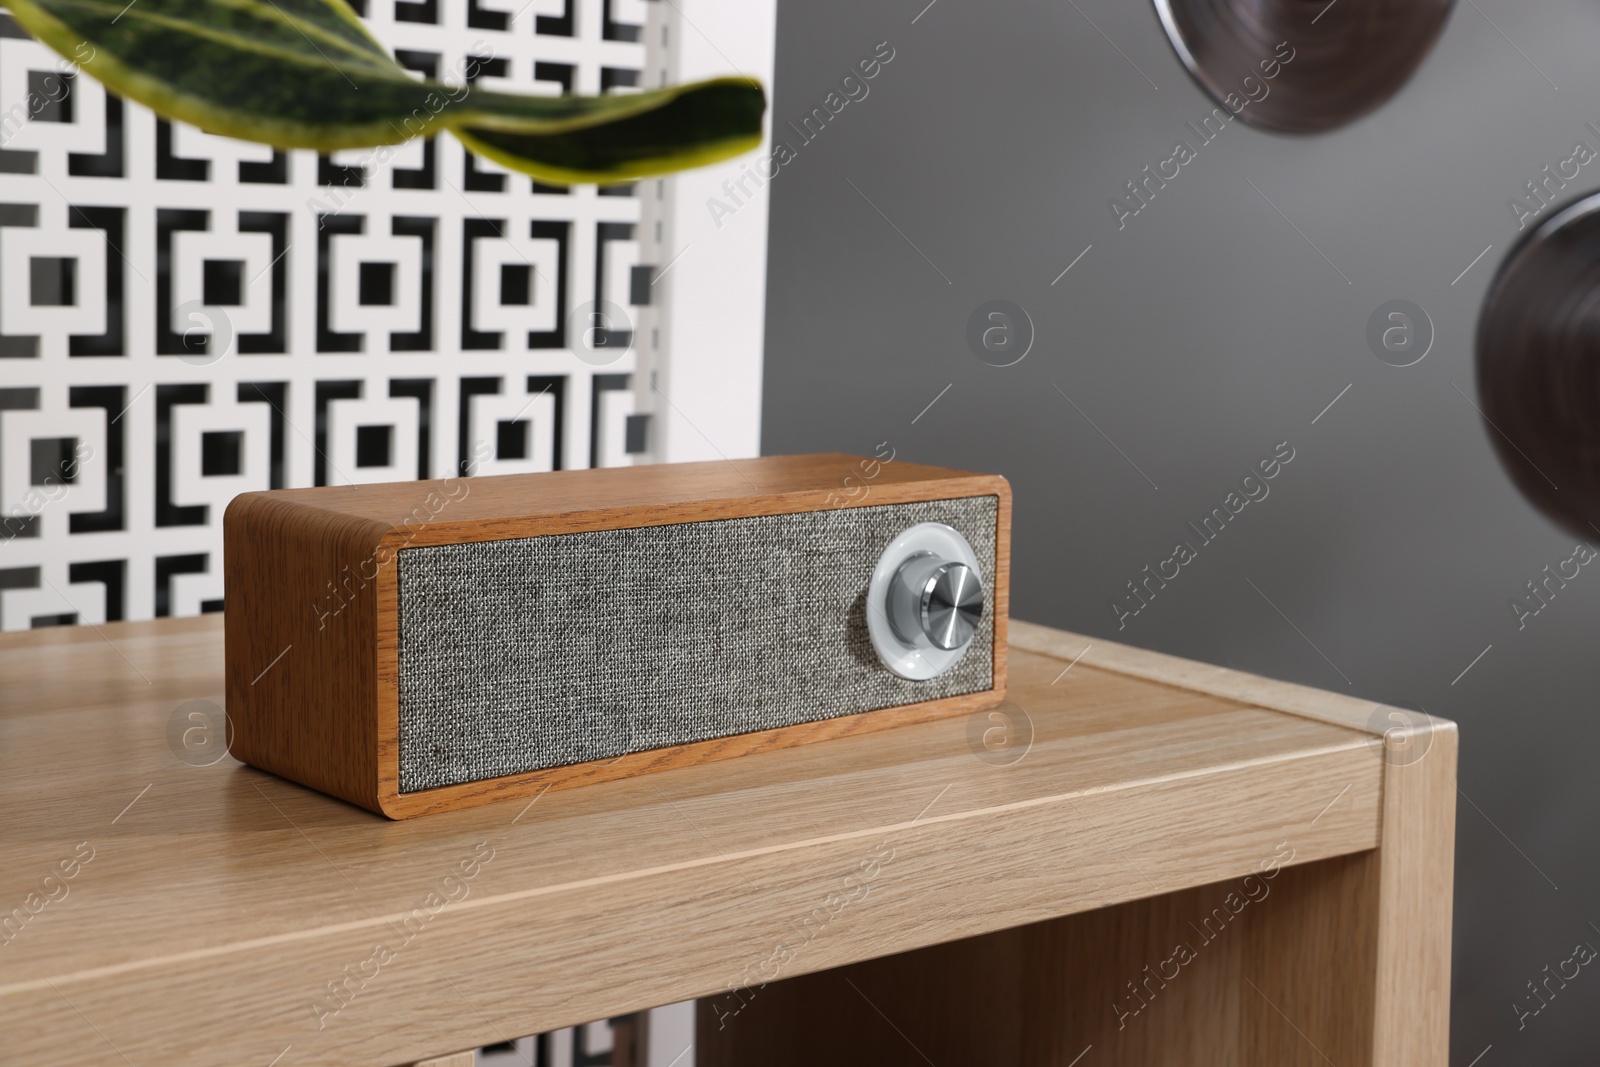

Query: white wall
[{"left": 639, "top": 0, "right": 776, "bottom": 464}]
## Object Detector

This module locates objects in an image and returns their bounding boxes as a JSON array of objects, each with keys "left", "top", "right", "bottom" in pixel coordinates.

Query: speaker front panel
[{"left": 395, "top": 495, "right": 998, "bottom": 793}]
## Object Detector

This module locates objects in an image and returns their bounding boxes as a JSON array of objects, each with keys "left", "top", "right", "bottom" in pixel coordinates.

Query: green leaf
[
  {"left": 1, "top": 0, "right": 766, "bottom": 182},
  {"left": 458, "top": 78, "right": 767, "bottom": 186}
]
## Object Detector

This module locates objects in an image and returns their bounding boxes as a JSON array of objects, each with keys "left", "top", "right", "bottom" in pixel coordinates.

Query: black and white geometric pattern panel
[{"left": 0, "top": 0, "right": 677, "bottom": 634}]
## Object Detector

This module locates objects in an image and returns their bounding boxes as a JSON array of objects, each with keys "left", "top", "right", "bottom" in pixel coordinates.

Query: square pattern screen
[{"left": 0, "top": 0, "right": 667, "bottom": 632}]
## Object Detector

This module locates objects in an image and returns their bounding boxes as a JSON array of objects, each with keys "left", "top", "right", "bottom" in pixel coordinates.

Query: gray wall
[{"left": 761, "top": 0, "right": 1600, "bottom": 1060}]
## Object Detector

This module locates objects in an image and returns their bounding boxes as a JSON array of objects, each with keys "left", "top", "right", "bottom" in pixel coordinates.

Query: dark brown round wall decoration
[
  {"left": 1476, "top": 194, "right": 1600, "bottom": 540},
  {"left": 1152, "top": 0, "right": 1456, "bottom": 133}
]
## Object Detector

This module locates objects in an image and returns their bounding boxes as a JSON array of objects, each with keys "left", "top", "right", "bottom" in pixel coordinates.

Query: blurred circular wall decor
[
  {"left": 1152, "top": 0, "right": 1456, "bottom": 133},
  {"left": 1476, "top": 192, "right": 1600, "bottom": 540}
]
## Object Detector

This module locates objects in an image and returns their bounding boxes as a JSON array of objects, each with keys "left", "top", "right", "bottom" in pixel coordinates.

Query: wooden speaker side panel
[
  {"left": 991, "top": 475, "right": 1013, "bottom": 706},
  {"left": 224, "top": 493, "right": 393, "bottom": 813}
]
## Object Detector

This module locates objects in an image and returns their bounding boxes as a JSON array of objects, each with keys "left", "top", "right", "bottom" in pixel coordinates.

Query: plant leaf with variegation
[{"left": 1, "top": 0, "right": 765, "bottom": 183}]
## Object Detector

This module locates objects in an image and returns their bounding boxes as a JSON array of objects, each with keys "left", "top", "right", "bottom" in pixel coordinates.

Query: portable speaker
[{"left": 224, "top": 453, "right": 1011, "bottom": 818}]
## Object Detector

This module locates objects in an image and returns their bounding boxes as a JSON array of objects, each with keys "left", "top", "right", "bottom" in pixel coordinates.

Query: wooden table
[{"left": 0, "top": 616, "right": 1455, "bottom": 1067}]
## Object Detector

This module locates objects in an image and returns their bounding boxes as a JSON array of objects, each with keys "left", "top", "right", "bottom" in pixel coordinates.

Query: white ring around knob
[{"left": 867, "top": 522, "right": 983, "bottom": 681}]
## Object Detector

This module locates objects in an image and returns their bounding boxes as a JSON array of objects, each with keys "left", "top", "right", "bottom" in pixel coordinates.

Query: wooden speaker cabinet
[{"left": 224, "top": 453, "right": 1011, "bottom": 818}]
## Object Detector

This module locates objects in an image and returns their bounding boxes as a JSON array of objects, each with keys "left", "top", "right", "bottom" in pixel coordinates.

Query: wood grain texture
[
  {"left": 0, "top": 617, "right": 1385, "bottom": 1067},
  {"left": 243, "top": 452, "right": 994, "bottom": 531},
  {"left": 223, "top": 453, "right": 1012, "bottom": 818},
  {"left": 696, "top": 852, "right": 1384, "bottom": 1067},
  {"left": 224, "top": 492, "right": 391, "bottom": 811},
  {"left": 1370, "top": 717, "right": 1457, "bottom": 1064},
  {"left": 1011, "top": 619, "right": 1398, "bottom": 735},
  {"left": 697, "top": 628, "right": 1459, "bottom": 1067}
]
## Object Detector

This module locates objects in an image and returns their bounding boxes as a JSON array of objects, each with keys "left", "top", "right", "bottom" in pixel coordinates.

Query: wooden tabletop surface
[{"left": 0, "top": 615, "right": 1398, "bottom": 1067}]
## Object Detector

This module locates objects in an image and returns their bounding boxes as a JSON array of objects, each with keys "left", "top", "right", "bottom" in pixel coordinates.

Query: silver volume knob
[
  {"left": 867, "top": 522, "right": 986, "bottom": 681},
  {"left": 888, "top": 555, "right": 985, "bottom": 651}
]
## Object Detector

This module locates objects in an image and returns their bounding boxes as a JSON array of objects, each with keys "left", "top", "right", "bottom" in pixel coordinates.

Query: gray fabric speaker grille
[{"left": 396, "top": 496, "right": 997, "bottom": 792}]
